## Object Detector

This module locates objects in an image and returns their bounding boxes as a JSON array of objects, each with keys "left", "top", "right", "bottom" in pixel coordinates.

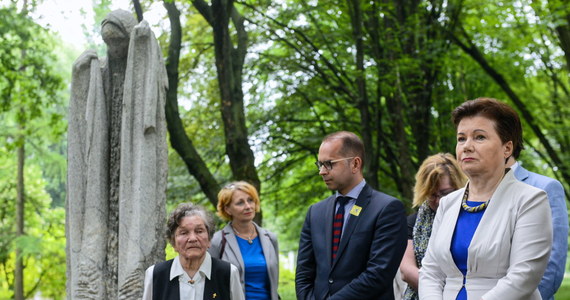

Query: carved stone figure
[{"left": 66, "top": 9, "right": 168, "bottom": 299}]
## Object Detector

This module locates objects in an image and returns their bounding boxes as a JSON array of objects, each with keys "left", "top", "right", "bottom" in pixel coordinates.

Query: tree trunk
[
  {"left": 15, "top": 4, "right": 27, "bottom": 296},
  {"left": 165, "top": 0, "right": 262, "bottom": 224},
  {"left": 163, "top": 0, "right": 220, "bottom": 206},
  {"left": 208, "top": 0, "right": 261, "bottom": 192},
  {"left": 365, "top": 1, "right": 386, "bottom": 190},
  {"left": 555, "top": 21, "right": 570, "bottom": 73},
  {"left": 14, "top": 138, "right": 25, "bottom": 300},
  {"left": 547, "top": 0, "right": 570, "bottom": 73},
  {"left": 132, "top": 0, "right": 143, "bottom": 22},
  {"left": 195, "top": 0, "right": 261, "bottom": 222},
  {"left": 347, "top": 0, "right": 378, "bottom": 188},
  {"left": 387, "top": 77, "right": 416, "bottom": 208}
]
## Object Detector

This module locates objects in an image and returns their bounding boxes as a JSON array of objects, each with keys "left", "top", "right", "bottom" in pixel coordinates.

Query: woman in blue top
[
  {"left": 419, "top": 98, "right": 552, "bottom": 300},
  {"left": 209, "top": 181, "right": 280, "bottom": 300}
]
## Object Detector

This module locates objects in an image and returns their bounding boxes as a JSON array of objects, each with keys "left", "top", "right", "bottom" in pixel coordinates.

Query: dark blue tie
[{"left": 332, "top": 196, "right": 350, "bottom": 261}]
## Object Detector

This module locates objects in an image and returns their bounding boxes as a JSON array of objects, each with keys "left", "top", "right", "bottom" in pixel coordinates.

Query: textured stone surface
[{"left": 66, "top": 10, "right": 167, "bottom": 300}]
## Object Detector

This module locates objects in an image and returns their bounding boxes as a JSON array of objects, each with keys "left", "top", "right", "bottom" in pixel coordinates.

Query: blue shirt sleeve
[{"left": 538, "top": 179, "right": 568, "bottom": 300}]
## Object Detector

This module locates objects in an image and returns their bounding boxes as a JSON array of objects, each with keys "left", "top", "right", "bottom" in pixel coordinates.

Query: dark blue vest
[{"left": 152, "top": 257, "right": 231, "bottom": 300}]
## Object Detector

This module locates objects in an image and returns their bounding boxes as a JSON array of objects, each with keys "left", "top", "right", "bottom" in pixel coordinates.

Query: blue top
[
  {"left": 236, "top": 236, "right": 270, "bottom": 300},
  {"left": 450, "top": 201, "right": 486, "bottom": 300}
]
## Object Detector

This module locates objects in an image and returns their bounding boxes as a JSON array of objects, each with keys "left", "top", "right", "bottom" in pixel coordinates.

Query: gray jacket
[{"left": 209, "top": 222, "right": 279, "bottom": 300}]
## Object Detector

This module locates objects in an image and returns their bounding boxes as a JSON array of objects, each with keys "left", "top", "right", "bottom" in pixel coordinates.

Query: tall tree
[
  {"left": 239, "top": 0, "right": 462, "bottom": 210},
  {"left": 0, "top": 146, "right": 66, "bottom": 299},
  {"left": 0, "top": 5, "right": 64, "bottom": 299},
  {"left": 163, "top": 0, "right": 261, "bottom": 218},
  {"left": 448, "top": 0, "right": 570, "bottom": 193},
  {"left": 156, "top": 0, "right": 569, "bottom": 249}
]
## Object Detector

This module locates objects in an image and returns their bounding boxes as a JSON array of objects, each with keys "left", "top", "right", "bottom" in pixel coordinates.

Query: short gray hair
[{"left": 166, "top": 203, "right": 215, "bottom": 246}]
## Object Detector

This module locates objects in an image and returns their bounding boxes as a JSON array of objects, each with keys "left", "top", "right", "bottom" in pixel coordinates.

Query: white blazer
[
  {"left": 419, "top": 170, "right": 552, "bottom": 300},
  {"left": 209, "top": 222, "right": 280, "bottom": 300}
]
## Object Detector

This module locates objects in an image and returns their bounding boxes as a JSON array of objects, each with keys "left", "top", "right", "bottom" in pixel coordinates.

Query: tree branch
[
  {"left": 449, "top": 23, "right": 570, "bottom": 185},
  {"left": 163, "top": 0, "right": 221, "bottom": 206}
]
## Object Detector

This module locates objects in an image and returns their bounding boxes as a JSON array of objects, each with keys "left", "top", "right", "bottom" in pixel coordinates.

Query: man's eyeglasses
[{"left": 314, "top": 157, "right": 354, "bottom": 171}]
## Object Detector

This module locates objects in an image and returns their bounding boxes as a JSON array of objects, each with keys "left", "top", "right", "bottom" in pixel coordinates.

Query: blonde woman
[
  {"left": 209, "top": 181, "right": 279, "bottom": 300},
  {"left": 399, "top": 153, "right": 467, "bottom": 300}
]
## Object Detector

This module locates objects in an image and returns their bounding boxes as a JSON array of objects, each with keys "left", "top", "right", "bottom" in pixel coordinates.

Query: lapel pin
[{"left": 350, "top": 205, "right": 362, "bottom": 216}]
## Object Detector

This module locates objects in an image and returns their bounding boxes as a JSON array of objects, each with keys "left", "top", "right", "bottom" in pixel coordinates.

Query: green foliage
[
  {"left": 456, "top": 0, "right": 570, "bottom": 183},
  {"left": 160, "top": 6, "right": 239, "bottom": 210},
  {"left": 0, "top": 7, "right": 63, "bottom": 120},
  {"left": 0, "top": 6, "right": 65, "bottom": 147},
  {"left": 81, "top": 0, "right": 114, "bottom": 54},
  {"left": 162, "top": 0, "right": 570, "bottom": 250},
  {"left": 0, "top": 0, "right": 566, "bottom": 296},
  {"left": 277, "top": 263, "right": 296, "bottom": 300},
  {"left": 0, "top": 4, "right": 68, "bottom": 298},
  {"left": 259, "top": 155, "right": 330, "bottom": 252},
  {"left": 0, "top": 5, "right": 68, "bottom": 208},
  {"left": 0, "top": 148, "right": 66, "bottom": 299}
]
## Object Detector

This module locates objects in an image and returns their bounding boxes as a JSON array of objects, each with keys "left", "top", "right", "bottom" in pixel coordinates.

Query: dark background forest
[{"left": 0, "top": 0, "right": 569, "bottom": 298}]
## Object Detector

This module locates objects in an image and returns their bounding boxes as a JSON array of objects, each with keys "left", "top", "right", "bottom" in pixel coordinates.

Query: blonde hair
[
  {"left": 412, "top": 153, "right": 467, "bottom": 208},
  {"left": 216, "top": 181, "right": 261, "bottom": 220}
]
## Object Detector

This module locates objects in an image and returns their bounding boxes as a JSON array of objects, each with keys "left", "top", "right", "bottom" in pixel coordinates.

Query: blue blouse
[
  {"left": 450, "top": 201, "right": 487, "bottom": 300},
  {"left": 236, "top": 236, "right": 271, "bottom": 300}
]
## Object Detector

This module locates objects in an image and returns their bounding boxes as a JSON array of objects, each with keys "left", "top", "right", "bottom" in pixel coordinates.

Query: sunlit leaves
[
  {"left": 0, "top": 4, "right": 67, "bottom": 299},
  {"left": 0, "top": 149, "right": 66, "bottom": 299},
  {"left": 162, "top": 0, "right": 569, "bottom": 249}
]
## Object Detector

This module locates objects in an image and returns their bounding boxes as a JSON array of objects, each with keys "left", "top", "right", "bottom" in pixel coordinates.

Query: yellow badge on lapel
[{"left": 350, "top": 205, "right": 362, "bottom": 216}]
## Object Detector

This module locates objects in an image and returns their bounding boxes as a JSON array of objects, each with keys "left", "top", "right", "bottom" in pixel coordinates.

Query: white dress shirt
[
  {"left": 335, "top": 179, "right": 366, "bottom": 237},
  {"left": 142, "top": 252, "right": 245, "bottom": 300}
]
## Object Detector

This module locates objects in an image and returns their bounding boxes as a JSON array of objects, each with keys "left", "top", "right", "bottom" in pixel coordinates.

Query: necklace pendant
[{"left": 248, "top": 238, "right": 253, "bottom": 244}]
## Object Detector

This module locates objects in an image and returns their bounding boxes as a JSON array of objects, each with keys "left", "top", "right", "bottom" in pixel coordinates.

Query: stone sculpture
[{"left": 66, "top": 9, "right": 168, "bottom": 299}]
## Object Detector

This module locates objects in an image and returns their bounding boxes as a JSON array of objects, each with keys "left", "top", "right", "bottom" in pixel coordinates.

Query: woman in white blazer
[
  {"left": 419, "top": 98, "right": 552, "bottom": 300},
  {"left": 209, "top": 181, "right": 279, "bottom": 300}
]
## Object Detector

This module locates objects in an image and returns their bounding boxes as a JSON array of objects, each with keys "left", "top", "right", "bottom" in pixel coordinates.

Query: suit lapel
[
  {"left": 332, "top": 185, "right": 371, "bottom": 268},
  {"left": 255, "top": 223, "right": 275, "bottom": 274},
  {"left": 223, "top": 224, "right": 244, "bottom": 270},
  {"left": 441, "top": 188, "right": 463, "bottom": 273}
]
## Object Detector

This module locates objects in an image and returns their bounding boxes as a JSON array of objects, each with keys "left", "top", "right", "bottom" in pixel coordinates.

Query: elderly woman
[
  {"left": 209, "top": 181, "right": 279, "bottom": 300},
  {"left": 142, "top": 203, "right": 245, "bottom": 300},
  {"left": 399, "top": 153, "right": 467, "bottom": 300},
  {"left": 419, "top": 98, "right": 552, "bottom": 300}
]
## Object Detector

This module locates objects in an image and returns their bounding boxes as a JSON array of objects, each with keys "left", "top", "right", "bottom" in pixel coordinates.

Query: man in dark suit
[{"left": 296, "top": 131, "right": 408, "bottom": 300}]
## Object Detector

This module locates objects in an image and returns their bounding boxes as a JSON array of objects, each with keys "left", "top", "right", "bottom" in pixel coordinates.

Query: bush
[{"left": 278, "top": 264, "right": 296, "bottom": 300}]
